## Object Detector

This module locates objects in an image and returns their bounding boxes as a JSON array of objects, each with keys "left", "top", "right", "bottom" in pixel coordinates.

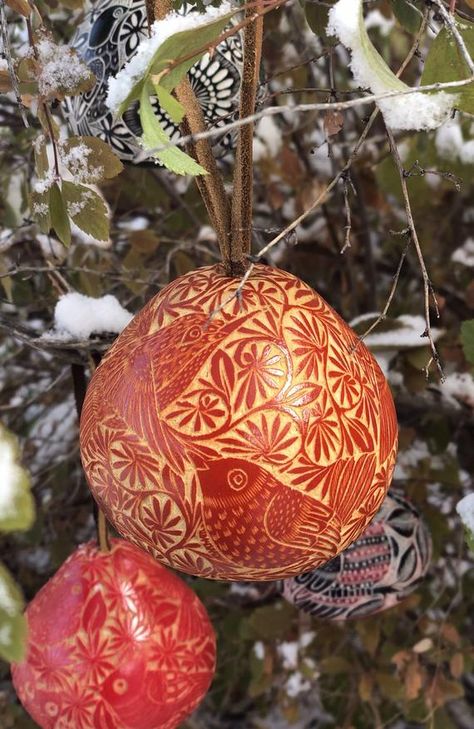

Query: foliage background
[{"left": 0, "top": 0, "right": 473, "bottom": 727}]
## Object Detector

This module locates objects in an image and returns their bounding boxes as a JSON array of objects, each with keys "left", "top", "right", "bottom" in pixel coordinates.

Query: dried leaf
[
  {"left": 324, "top": 109, "right": 344, "bottom": 137},
  {"left": 450, "top": 653, "right": 464, "bottom": 680},
  {"left": 5, "top": 0, "right": 31, "bottom": 17},
  {"left": 405, "top": 658, "right": 423, "bottom": 701}
]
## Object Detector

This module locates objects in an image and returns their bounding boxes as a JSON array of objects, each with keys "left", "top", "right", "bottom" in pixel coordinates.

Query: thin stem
[
  {"left": 385, "top": 126, "right": 444, "bottom": 380},
  {"left": 230, "top": 1, "right": 264, "bottom": 265},
  {"left": 98, "top": 509, "right": 111, "bottom": 552},
  {"left": 0, "top": 1, "right": 29, "bottom": 127},
  {"left": 358, "top": 241, "right": 410, "bottom": 344},
  {"left": 153, "top": 0, "right": 231, "bottom": 265}
]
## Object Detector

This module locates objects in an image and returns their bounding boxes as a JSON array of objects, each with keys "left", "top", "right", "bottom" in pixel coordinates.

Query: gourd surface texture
[
  {"left": 11, "top": 539, "right": 216, "bottom": 729},
  {"left": 80, "top": 264, "right": 398, "bottom": 580}
]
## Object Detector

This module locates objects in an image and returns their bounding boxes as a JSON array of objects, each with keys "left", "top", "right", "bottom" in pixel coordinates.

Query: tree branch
[{"left": 230, "top": 1, "right": 264, "bottom": 269}]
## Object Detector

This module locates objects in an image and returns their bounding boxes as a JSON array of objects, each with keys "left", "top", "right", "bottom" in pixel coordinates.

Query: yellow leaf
[
  {"left": 441, "top": 623, "right": 461, "bottom": 647},
  {"left": 405, "top": 658, "right": 423, "bottom": 701},
  {"left": 5, "top": 0, "right": 31, "bottom": 17},
  {"left": 412, "top": 638, "right": 433, "bottom": 654},
  {"left": 358, "top": 673, "right": 373, "bottom": 702}
]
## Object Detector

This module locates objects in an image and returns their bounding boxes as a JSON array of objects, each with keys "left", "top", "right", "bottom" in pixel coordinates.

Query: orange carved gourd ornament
[
  {"left": 11, "top": 539, "right": 216, "bottom": 729},
  {"left": 80, "top": 264, "right": 398, "bottom": 580}
]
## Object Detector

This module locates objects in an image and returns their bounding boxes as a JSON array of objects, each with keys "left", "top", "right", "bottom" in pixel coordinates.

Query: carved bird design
[{"left": 197, "top": 458, "right": 342, "bottom": 570}]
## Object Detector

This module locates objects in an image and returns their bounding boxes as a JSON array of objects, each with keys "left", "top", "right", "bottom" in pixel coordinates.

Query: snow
[
  {"left": 395, "top": 440, "right": 430, "bottom": 479},
  {"left": 59, "top": 142, "right": 103, "bottom": 183},
  {"left": 365, "top": 10, "right": 394, "bottom": 37},
  {"left": 285, "top": 671, "right": 311, "bottom": 698},
  {"left": 451, "top": 238, "right": 474, "bottom": 267},
  {"left": 327, "top": 0, "right": 456, "bottom": 131},
  {"left": 117, "top": 215, "right": 149, "bottom": 232},
  {"left": 253, "top": 116, "right": 283, "bottom": 161},
  {"left": 106, "top": 2, "right": 232, "bottom": 114},
  {"left": 350, "top": 314, "right": 444, "bottom": 350},
  {"left": 254, "top": 642, "right": 265, "bottom": 660},
  {"left": 278, "top": 641, "right": 299, "bottom": 669},
  {"left": 36, "top": 38, "right": 91, "bottom": 97},
  {"left": 456, "top": 493, "right": 474, "bottom": 534},
  {"left": 435, "top": 120, "right": 474, "bottom": 165},
  {"left": 441, "top": 372, "right": 474, "bottom": 408},
  {"left": 52, "top": 292, "right": 133, "bottom": 341}
]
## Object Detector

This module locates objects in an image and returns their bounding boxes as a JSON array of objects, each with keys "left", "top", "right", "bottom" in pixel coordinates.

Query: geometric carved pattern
[
  {"left": 63, "top": 0, "right": 244, "bottom": 162},
  {"left": 11, "top": 540, "right": 216, "bottom": 729},
  {"left": 80, "top": 264, "right": 398, "bottom": 580},
  {"left": 281, "top": 490, "right": 432, "bottom": 620}
]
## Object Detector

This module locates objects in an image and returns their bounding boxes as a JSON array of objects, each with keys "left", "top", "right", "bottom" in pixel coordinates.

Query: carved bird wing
[{"left": 265, "top": 488, "right": 340, "bottom": 553}]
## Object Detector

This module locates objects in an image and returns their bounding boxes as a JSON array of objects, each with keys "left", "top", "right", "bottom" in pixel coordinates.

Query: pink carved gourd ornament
[
  {"left": 79, "top": 264, "right": 398, "bottom": 580},
  {"left": 11, "top": 539, "right": 216, "bottom": 729}
]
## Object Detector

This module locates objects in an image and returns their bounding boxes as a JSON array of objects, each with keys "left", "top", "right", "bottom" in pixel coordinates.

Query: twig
[
  {"left": 0, "top": 0, "right": 29, "bottom": 127},
  {"left": 230, "top": 0, "right": 264, "bottom": 266},
  {"left": 206, "top": 6, "right": 431, "bottom": 317},
  {"left": 434, "top": 0, "right": 474, "bottom": 74},
  {"left": 385, "top": 126, "right": 444, "bottom": 381},
  {"left": 357, "top": 240, "right": 410, "bottom": 343},
  {"left": 136, "top": 76, "right": 474, "bottom": 161},
  {"left": 340, "top": 172, "right": 355, "bottom": 254}
]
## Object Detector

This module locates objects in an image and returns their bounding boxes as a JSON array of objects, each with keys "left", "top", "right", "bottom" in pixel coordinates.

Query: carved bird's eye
[
  {"left": 181, "top": 325, "right": 202, "bottom": 344},
  {"left": 227, "top": 468, "right": 248, "bottom": 491}
]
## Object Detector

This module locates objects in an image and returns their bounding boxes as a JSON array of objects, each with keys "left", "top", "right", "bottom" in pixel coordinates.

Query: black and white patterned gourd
[
  {"left": 64, "top": 0, "right": 243, "bottom": 162},
  {"left": 281, "top": 490, "right": 432, "bottom": 621}
]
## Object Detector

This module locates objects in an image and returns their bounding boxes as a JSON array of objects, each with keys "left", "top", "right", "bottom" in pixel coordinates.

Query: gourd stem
[
  {"left": 98, "top": 509, "right": 111, "bottom": 553},
  {"left": 153, "top": 0, "right": 232, "bottom": 268},
  {"left": 230, "top": 1, "right": 264, "bottom": 261}
]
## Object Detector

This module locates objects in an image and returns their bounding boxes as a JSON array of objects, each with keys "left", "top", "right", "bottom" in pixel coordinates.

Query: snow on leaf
[
  {"left": 327, "top": 0, "right": 456, "bottom": 130},
  {"left": 106, "top": 3, "right": 233, "bottom": 117},
  {"left": 0, "top": 563, "right": 27, "bottom": 663},
  {"left": 60, "top": 137, "right": 123, "bottom": 183},
  {"left": 0, "top": 424, "right": 34, "bottom": 533}
]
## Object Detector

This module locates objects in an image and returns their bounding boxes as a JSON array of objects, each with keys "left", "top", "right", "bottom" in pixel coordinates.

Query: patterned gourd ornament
[
  {"left": 79, "top": 264, "right": 398, "bottom": 581},
  {"left": 281, "top": 490, "right": 432, "bottom": 620},
  {"left": 63, "top": 0, "right": 243, "bottom": 162},
  {"left": 11, "top": 539, "right": 216, "bottom": 729}
]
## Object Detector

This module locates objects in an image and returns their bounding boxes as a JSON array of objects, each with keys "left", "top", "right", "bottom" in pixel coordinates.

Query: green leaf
[
  {"left": 304, "top": 1, "right": 337, "bottom": 45},
  {"left": 139, "top": 84, "right": 207, "bottom": 176},
  {"left": 62, "top": 181, "right": 110, "bottom": 242},
  {"left": 30, "top": 188, "right": 51, "bottom": 234},
  {"left": 0, "top": 425, "right": 34, "bottom": 533},
  {"left": 61, "top": 136, "right": 124, "bottom": 183},
  {"left": 49, "top": 183, "right": 71, "bottom": 246},
  {"left": 154, "top": 84, "right": 185, "bottom": 124},
  {"left": 460, "top": 319, "right": 474, "bottom": 364},
  {"left": 0, "top": 563, "right": 27, "bottom": 663},
  {"left": 391, "top": 0, "right": 423, "bottom": 34},
  {"left": 117, "top": 10, "right": 232, "bottom": 117},
  {"left": 421, "top": 20, "right": 474, "bottom": 114},
  {"left": 34, "top": 136, "right": 49, "bottom": 179},
  {"left": 464, "top": 527, "right": 474, "bottom": 552}
]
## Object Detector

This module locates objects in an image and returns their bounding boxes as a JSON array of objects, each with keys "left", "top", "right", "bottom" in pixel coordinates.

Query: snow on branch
[
  {"left": 106, "top": 1, "right": 232, "bottom": 115},
  {"left": 48, "top": 293, "right": 133, "bottom": 341}
]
